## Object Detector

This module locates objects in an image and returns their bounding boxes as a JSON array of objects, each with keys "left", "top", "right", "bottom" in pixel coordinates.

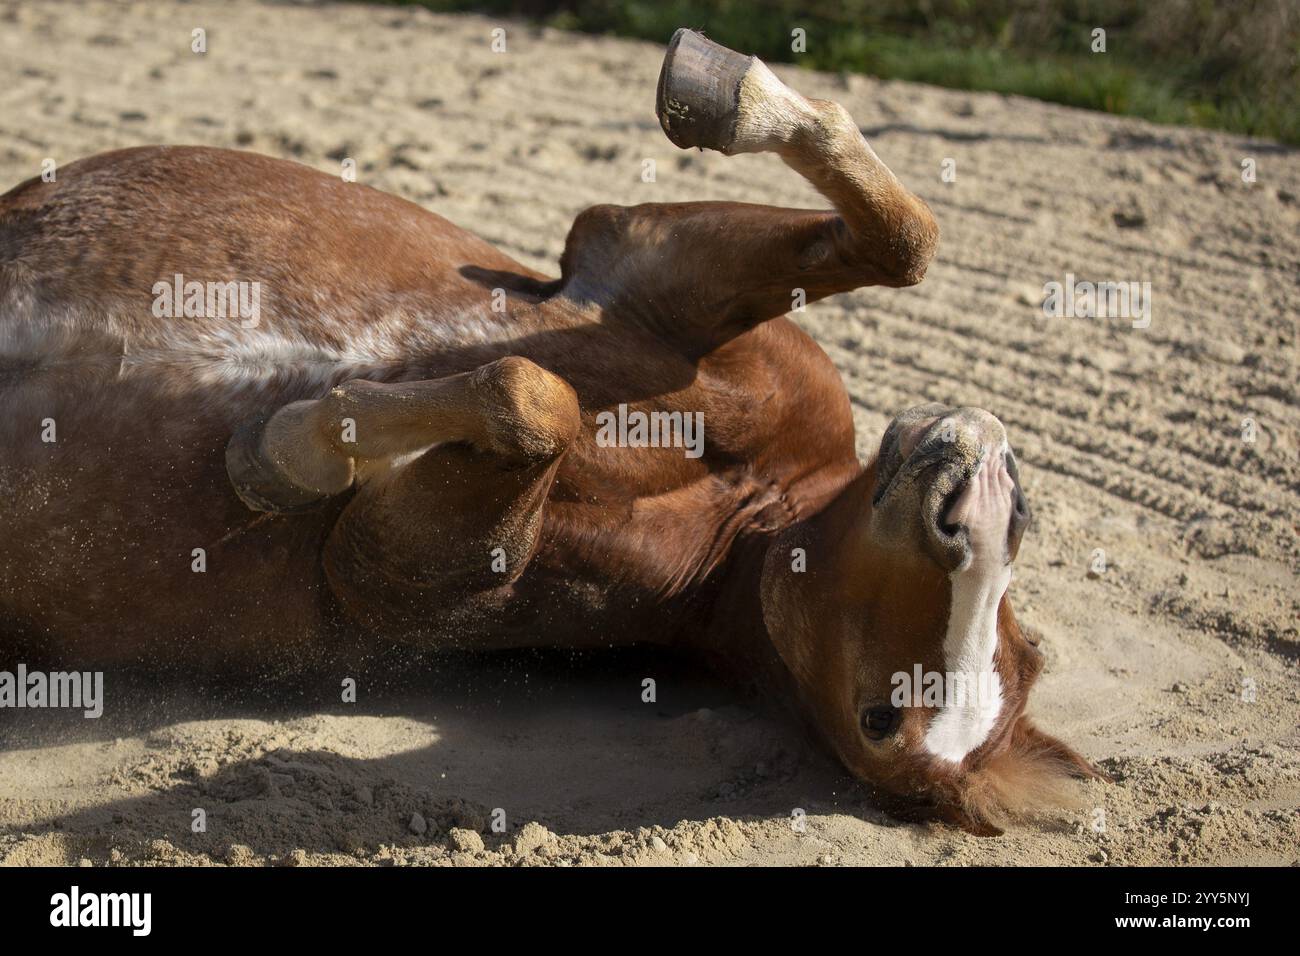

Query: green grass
[{"left": 380, "top": 0, "right": 1300, "bottom": 146}]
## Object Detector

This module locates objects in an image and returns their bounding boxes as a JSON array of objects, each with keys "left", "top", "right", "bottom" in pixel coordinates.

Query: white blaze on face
[
  {"left": 923, "top": 564, "right": 1010, "bottom": 762},
  {"left": 923, "top": 443, "right": 1015, "bottom": 763}
]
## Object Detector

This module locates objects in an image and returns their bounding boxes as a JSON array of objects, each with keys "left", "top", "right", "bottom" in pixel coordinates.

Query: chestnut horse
[{"left": 0, "top": 30, "right": 1105, "bottom": 833}]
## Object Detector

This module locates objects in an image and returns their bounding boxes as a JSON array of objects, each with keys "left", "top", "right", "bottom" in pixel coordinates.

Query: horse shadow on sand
[{"left": 0, "top": 645, "right": 938, "bottom": 864}]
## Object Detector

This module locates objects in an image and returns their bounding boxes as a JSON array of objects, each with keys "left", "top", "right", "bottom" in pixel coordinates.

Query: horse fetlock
[{"left": 731, "top": 60, "right": 822, "bottom": 154}]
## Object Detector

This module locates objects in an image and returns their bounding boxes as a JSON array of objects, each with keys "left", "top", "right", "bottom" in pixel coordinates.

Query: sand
[{"left": 0, "top": 0, "right": 1296, "bottom": 867}]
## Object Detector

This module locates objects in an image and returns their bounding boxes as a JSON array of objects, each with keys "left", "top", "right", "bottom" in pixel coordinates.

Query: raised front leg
[
  {"left": 225, "top": 358, "right": 580, "bottom": 629},
  {"left": 559, "top": 30, "right": 938, "bottom": 350},
  {"left": 227, "top": 358, "right": 579, "bottom": 513}
]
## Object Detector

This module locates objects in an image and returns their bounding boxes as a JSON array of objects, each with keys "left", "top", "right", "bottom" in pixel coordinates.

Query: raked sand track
[{"left": 0, "top": 0, "right": 1296, "bottom": 865}]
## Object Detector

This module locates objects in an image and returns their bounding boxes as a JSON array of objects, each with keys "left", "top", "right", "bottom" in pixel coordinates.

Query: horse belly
[{"left": 0, "top": 367, "right": 342, "bottom": 667}]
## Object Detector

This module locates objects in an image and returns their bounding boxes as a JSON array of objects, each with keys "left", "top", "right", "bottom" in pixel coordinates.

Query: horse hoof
[
  {"left": 656, "top": 28, "right": 754, "bottom": 153},
  {"left": 225, "top": 415, "right": 331, "bottom": 515}
]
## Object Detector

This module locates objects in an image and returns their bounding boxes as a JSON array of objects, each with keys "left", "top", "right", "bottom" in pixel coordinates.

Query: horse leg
[
  {"left": 557, "top": 29, "right": 938, "bottom": 350},
  {"left": 225, "top": 357, "right": 580, "bottom": 629}
]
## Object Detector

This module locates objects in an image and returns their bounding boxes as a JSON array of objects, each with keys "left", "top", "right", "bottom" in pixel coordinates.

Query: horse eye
[{"left": 861, "top": 705, "right": 900, "bottom": 740}]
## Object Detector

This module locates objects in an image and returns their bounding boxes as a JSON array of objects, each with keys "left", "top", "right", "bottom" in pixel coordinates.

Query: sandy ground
[{"left": 0, "top": 0, "right": 1297, "bottom": 867}]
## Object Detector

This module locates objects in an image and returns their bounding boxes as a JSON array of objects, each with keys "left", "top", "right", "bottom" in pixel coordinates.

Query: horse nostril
[
  {"left": 1009, "top": 483, "right": 1031, "bottom": 534},
  {"left": 937, "top": 482, "right": 965, "bottom": 537},
  {"left": 1006, "top": 478, "right": 1032, "bottom": 561}
]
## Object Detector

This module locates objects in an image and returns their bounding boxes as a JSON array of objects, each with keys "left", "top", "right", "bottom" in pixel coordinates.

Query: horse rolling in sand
[{"left": 0, "top": 30, "right": 1108, "bottom": 834}]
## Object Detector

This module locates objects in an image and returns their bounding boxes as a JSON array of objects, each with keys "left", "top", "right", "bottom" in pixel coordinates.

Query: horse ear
[{"left": 1012, "top": 718, "right": 1114, "bottom": 783}]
